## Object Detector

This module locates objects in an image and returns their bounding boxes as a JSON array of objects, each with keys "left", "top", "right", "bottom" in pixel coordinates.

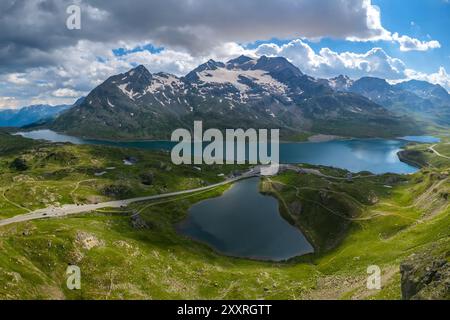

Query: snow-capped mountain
[{"left": 52, "top": 55, "right": 420, "bottom": 139}]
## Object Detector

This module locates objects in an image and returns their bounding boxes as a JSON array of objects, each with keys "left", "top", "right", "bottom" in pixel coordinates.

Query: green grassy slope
[
  {"left": 0, "top": 133, "right": 448, "bottom": 299},
  {"left": 0, "top": 133, "right": 245, "bottom": 219}
]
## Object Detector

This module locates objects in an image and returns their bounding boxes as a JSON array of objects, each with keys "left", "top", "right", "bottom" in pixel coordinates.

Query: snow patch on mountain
[
  {"left": 107, "top": 98, "right": 115, "bottom": 108},
  {"left": 117, "top": 83, "right": 137, "bottom": 100},
  {"left": 145, "top": 73, "right": 183, "bottom": 94},
  {"left": 197, "top": 67, "right": 287, "bottom": 95}
]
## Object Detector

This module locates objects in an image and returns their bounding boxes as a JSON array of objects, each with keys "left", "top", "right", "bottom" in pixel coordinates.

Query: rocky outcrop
[{"left": 400, "top": 250, "right": 450, "bottom": 300}]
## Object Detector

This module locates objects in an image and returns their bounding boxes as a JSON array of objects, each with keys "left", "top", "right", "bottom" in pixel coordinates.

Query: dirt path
[
  {"left": 70, "top": 179, "right": 97, "bottom": 199},
  {"left": 1, "top": 188, "right": 32, "bottom": 213}
]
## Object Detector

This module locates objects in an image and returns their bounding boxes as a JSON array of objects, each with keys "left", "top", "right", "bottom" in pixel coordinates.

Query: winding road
[
  {"left": 429, "top": 144, "right": 450, "bottom": 160},
  {"left": 0, "top": 168, "right": 260, "bottom": 228},
  {"left": 0, "top": 164, "right": 382, "bottom": 228}
]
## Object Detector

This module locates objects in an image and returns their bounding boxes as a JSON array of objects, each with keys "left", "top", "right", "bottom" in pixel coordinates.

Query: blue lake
[
  {"left": 177, "top": 177, "right": 314, "bottom": 261},
  {"left": 18, "top": 129, "right": 420, "bottom": 174}
]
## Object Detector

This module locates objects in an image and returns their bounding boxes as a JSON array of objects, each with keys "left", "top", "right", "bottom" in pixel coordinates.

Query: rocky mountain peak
[
  {"left": 184, "top": 59, "right": 226, "bottom": 81},
  {"left": 125, "top": 65, "right": 152, "bottom": 82},
  {"left": 328, "top": 75, "right": 354, "bottom": 91},
  {"left": 131, "top": 64, "right": 149, "bottom": 73},
  {"left": 396, "top": 79, "right": 450, "bottom": 100},
  {"left": 351, "top": 77, "right": 392, "bottom": 92},
  {"left": 226, "top": 55, "right": 256, "bottom": 70},
  {"left": 254, "top": 55, "right": 303, "bottom": 76},
  {"left": 200, "top": 59, "right": 225, "bottom": 71}
]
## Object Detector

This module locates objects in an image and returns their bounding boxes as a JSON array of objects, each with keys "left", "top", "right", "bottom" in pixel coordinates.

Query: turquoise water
[
  {"left": 177, "top": 177, "right": 314, "bottom": 261},
  {"left": 18, "top": 129, "right": 420, "bottom": 174},
  {"left": 280, "top": 139, "right": 418, "bottom": 174}
]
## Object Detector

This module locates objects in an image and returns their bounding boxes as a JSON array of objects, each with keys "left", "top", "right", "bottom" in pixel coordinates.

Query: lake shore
[{"left": 307, "top": 134, "right": 345, "bottom": 143}]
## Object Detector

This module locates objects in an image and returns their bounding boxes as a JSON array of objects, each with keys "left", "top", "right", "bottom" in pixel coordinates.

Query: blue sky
[
  {"left": 0, "top": 0, "right": 449, "bottom": 108},
  {"left": 372, "top": 0, "right": 450, "bottom": 72},
  {"left": 247, "top": 0, "right": 450, "bottom": 74}
]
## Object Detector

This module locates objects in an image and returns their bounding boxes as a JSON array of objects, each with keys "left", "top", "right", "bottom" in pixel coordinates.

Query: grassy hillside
[
  {"left": 0, "top": 130, "right": 38, "bottom": 155},
  {"left": 0, "top": 133, "right": 448, "bottom": 299},
  {"left": 0, "top": 133, "right": 244, "bottom": 219}
]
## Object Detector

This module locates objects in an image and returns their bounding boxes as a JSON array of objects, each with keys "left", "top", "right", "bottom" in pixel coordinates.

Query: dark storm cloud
[{"left": 0, "top": 0, "right": 389, "bottom": 73}]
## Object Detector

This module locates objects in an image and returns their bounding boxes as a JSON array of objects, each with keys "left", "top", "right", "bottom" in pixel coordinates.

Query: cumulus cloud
[
  {"left": 52, "top": 88, "right": 82, "bottom": 98},
  {"left": 0, "top": 0, "right": 439, "bottom": 75},
  {"left": 405, "top": 67, "right": 450, "bottom": 89},
  {"left": 392, "top": 33, "right": 441, "bottom": 52},
  {"left": 254, "top": 39, "right": 407, "bottom": 80},
  {"left": 215, "top": 43, "right": 450, "bottom": 93},
  {"left": 253, "top": 39, "right": 450, "bottom": 90}
]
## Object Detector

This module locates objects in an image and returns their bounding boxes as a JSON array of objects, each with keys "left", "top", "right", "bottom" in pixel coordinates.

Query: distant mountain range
[
  {"left": 51, "top": 55, "right": 422, "bottom": 140},
  {"left": 326, "top": 76, "right": 450, "bottom": 125},
  {"left": 0, "top": 104, "right": 71, "bottom": 127}
]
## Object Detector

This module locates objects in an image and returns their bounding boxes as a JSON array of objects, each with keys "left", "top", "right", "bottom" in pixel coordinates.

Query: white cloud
[
  {"left": 392, "top": 33, "right": 441, "bottom": 52},
  {"left": 0, "top": 96, "right": 18, "bottom": 109},
  {"left": 0, "top": 0, "right": 439, "bottom": 78},
  {"left": 253, "top": 39, "right": 450, "bottom": 91},
  {"left": 254, "top": 39, "right": 407, "bottom": 80},
  {"left": 6, "top": 73, "right": 29, "bottom": 85},
  {"left": 52, "top": 88, "right": 83, "bottom": 98},
  {"left": 343, "top": 2, "right": 440, "bottom": 51},
  {"left": 405, "top": 67, "right": 450, "bottom": 90}
]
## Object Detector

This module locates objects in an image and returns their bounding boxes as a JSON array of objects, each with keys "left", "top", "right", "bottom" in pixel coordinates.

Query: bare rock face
[
  {"left": 75, "top": 232, "right": 105, "bottom": 250},
  {"left": 367, "top": 191, "right": 379, "bottom": 204},
  {"left": 400, "top": 250, "right": 450, "bottom": 300}
]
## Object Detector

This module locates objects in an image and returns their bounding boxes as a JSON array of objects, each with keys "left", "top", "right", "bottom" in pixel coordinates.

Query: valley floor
[{"left": 0, "top": 132, "right": 449, "bottom": 300}]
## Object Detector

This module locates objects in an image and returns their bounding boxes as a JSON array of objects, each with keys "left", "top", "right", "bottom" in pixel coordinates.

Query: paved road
[
  {"left": 0, "top": 168, "right": 260, "bottom": 228},
  {"left": 0, "top": 164, "right": 374, "bottom": 228},
  {"left": 430, "top": 144, "right": 450, "bottom": 160}
]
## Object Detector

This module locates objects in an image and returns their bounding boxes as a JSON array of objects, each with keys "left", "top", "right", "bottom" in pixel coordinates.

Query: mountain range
[
  {"left": 51, "top": 55, "right": 422, "bottom": 140},
  {"left": 326, "top": 75, "right": 450, "bottom": 126},
  {"left": 0, "top": 104, "right": 71, "bottom": 128}
]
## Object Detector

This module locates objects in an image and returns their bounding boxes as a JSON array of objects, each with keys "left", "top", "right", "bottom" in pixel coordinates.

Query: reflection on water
[{"left": 177, "top": 177, "right": 314, "bottom": 261}]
